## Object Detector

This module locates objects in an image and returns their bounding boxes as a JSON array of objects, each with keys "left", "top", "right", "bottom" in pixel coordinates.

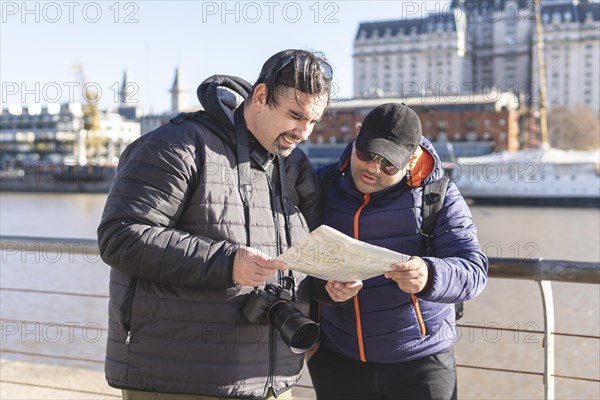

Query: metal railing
[
  {"left": 487, "top": 256, "right": 599, "bottom": 399},
  {"left": 1, "top": 236, "right": 599, "bottom": 400}
]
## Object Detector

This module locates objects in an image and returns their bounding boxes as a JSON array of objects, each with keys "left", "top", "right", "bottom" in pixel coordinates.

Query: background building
[
  {"left": 312, "top": 91, "right": 520, "bottom": 162},
  {"left": 0, "top": 103, "right": 140, "bottom": 166},
  {"left": 117, "top": 69, "right": 143, "bottom": 121},
  {"left": 141, "top": 67, "right": 192, "bottom": 134},
  {"left": 354, "top": 9, "right": 470, "bottom": 100},
  {"left": 353, "top": 0, "right": 600, "bottom": 116},
  {"left": 0, "top": 67, "right": 191, "bottom": 169},
  {"left": 539, "top": 1, "right": 600, "bottom": 112}
]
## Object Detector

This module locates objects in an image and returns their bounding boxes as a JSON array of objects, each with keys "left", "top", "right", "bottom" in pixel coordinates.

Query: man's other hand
[
  {"left": 325, "top": 280, "right": 363, "bottom": 302},
  {"left": 232, "top": 246, "right": 287, "bottom": 287},
  {"left": 384, "top": 256, "right": 429, "bottom": 294}
]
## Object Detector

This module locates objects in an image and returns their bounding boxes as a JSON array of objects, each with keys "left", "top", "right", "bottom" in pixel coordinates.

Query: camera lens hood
[{"left": 268, "top": 301, "right": 320, "bottom": 354}]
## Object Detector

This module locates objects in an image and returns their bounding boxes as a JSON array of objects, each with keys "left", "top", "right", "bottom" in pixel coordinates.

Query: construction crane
[
  {"left": 533, "top": 0, "right": 549, "bottom": 146},
  {"left": 72, "top": 64, "right": 106, "bottom": 164},
  {"left": 72, "top": 63, "right": 100, "bottom": 131}
]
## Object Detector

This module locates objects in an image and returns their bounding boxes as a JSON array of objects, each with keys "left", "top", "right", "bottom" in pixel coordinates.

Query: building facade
[
  {"left": 313, "top": 92, "right": 521, "bottom": 161},
  {"left": 0, "top": 103, "right": 140, "bottom": 166},
  {"left": 353, "top": 0, "right": 600, "bottom": 115},
  {"left": 539, "top": 2, "right": 599, "bottom": 112}
]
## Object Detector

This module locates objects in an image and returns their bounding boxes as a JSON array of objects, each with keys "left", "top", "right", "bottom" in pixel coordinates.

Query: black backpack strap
[
  {"left": 421, "top": 176, "right": 449, "bottom": 255},
  {"left": 419, "top": 176, "right": 464, "bottom": 320}
]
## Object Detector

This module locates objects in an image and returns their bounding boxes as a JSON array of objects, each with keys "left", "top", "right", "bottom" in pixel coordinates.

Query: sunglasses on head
[
  {"left": 354, "top": 148, "right": 400, "bottom": 176},
  {"left": 266, "top": 53, "right": 333, "bottom": 84}
]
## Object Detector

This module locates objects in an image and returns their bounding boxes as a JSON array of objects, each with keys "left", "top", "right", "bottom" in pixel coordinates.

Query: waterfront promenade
[
  {"left": 0, "top": 360, "right": 316, "bottom": 399},
  {"left": 1, "top": 193, "right": 599, "bottom": 399},
  {"left": 1, "top": 360, "right": 119, "bottom": 399},
  {"left": 1, "top": 240, "right": 598, "bottom": 399}
]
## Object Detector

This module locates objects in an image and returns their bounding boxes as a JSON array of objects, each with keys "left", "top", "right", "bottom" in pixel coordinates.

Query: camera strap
[
  {"left": 233, "top": 107, "right": 297, "bottom": 299},
  {"left": 277, "top": 157, "right": 293, "bottom": 249},
  {"left": 234, "top": 108, "right": 252, "bottom": 247},
  {"left": 277, "top": 157, "right": 298, "bottom": 301}
]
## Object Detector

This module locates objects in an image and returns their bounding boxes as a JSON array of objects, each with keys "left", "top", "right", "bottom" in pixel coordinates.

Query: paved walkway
[
  {"left": 1, "top": 359, "right": 120, "bottom": 399},
  {"left": 0, "top": 359, "right": 316, "bottom": 400}
]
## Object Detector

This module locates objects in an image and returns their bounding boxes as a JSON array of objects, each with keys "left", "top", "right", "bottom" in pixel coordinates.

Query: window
[
  {"left": 564, "top": 12, "right": 572, "bottom": 22},
  {"left": 552, "top": 12, "right": 561, "bottom": 23}
]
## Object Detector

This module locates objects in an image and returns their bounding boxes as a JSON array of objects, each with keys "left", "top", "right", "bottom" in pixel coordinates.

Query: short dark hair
[{"left": 250, "top": 49, "right": 333, "bottom": 108}]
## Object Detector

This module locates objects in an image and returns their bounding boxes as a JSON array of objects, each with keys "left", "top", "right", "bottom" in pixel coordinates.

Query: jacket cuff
[
  {"left": 225, "top": 245, "right": 240, "bottom": 287},
  {"left": 416, "top": 258, "right": 435, "bottom": 298}
]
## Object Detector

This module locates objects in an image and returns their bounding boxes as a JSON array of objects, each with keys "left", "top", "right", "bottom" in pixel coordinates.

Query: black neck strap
[
  {"left": 278, "top": 156, "right": 292, "bottom": 248},
  {"left": 234, "top": 107, "right": 295, "bottom": 295},
  {"left": 234, "top": 108, "right": 252, "bottom": 247}
]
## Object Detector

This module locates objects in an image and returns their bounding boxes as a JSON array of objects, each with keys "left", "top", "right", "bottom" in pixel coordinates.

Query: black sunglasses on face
[
  {"left": 266, "top": 54, "right": 333, "bottom": 83},
  {"left": 355, "top": 148, "right": 400, "bottom": 176}
]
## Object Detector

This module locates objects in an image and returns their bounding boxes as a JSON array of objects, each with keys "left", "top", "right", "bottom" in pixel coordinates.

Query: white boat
[{"left": 446, "top": 145, "right": 600, "bottom": 206}]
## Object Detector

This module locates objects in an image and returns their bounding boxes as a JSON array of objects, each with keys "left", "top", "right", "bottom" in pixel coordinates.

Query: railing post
[{"left": 539, "top": 280, "right": 555, "bottom": 400}]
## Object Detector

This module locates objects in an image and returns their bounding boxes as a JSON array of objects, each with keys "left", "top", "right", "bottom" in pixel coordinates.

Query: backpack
[{"left": 318, "top": 163, "right": 464, "bottom": 320}]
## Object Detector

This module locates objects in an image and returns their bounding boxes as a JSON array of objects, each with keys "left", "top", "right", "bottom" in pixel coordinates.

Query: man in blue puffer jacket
[{"left": 307, "top": 103, "right": 488, "bottom": 400}]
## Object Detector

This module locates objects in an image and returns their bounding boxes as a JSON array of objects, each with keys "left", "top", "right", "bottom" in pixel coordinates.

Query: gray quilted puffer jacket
[{"left": 97, "top": 75, "right": 320, "bottom": 398}]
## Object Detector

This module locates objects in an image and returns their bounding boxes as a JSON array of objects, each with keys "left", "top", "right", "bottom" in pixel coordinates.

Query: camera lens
[{"left": 268, "top": 301, "right": 320, "bottom": 354}]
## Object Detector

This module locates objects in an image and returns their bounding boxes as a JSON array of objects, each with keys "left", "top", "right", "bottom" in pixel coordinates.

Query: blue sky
[{"left": 1, "top": 1, "right": 451, "bottom": 113}]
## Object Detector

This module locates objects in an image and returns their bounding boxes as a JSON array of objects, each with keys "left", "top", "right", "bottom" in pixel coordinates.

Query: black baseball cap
[{"left": 355, "top": 103, "right": 422, "bottom": 169}]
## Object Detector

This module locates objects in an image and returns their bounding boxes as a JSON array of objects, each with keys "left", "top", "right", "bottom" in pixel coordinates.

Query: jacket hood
[
  {"left": 197, "top": 75, "right": 252, "bottom": 131},
  {"left": 336, "top": 136, "right": 444, "bottom": 187}
]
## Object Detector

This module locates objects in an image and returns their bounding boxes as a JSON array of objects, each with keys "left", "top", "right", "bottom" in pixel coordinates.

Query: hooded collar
[
  {"left": 235, "top": 107, "right": 276, "bottom": 172},
  {"left": 196, "top": 75, "right": 252, "bottom": 147}
]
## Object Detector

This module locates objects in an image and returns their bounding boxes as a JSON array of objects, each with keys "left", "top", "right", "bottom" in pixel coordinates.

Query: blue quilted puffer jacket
[{"left": 318, "top": 138, "right": 488, "bottom": 364}]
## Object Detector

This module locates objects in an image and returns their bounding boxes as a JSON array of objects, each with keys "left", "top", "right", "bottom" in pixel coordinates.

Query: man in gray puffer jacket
[{"left": 97, "top": 49, "right": 362, "bottom": 399}]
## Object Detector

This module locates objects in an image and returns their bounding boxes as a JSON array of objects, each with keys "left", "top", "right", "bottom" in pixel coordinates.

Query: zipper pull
[{"left": 125, "top": 331, "right": 132, "bottom": 345}]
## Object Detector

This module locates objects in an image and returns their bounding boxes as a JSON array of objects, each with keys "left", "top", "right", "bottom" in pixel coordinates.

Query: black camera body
[
  {"left": 242, "top": 283, "right": 292, "bottom": 324},
  {"left": 242, "top": 283, "right": 319, "bottom": 354}
]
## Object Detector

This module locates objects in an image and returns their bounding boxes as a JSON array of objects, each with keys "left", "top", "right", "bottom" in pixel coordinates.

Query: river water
[{"left": 1, "top": 192, "right": 599, "bottom": 399}]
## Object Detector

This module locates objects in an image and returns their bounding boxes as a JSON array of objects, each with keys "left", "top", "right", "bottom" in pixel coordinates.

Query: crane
[
  {"left": 72, "top": 63, "right": 100, "bottom": 131},
  {"left": 533, "top": 0, "right": 549, "bottom": 146},
  {"left": 72, "top": 64, "right": 106, "bottom": 164}
]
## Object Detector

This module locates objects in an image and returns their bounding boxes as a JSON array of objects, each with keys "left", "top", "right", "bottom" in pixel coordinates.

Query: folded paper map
[{"left": 278, "top": 225, "right": 409, "bottom": 282}]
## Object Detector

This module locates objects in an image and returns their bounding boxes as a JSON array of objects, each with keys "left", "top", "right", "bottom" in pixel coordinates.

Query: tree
[{"left": 548, "top": 105, "right": 600, "bottom": 150}]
